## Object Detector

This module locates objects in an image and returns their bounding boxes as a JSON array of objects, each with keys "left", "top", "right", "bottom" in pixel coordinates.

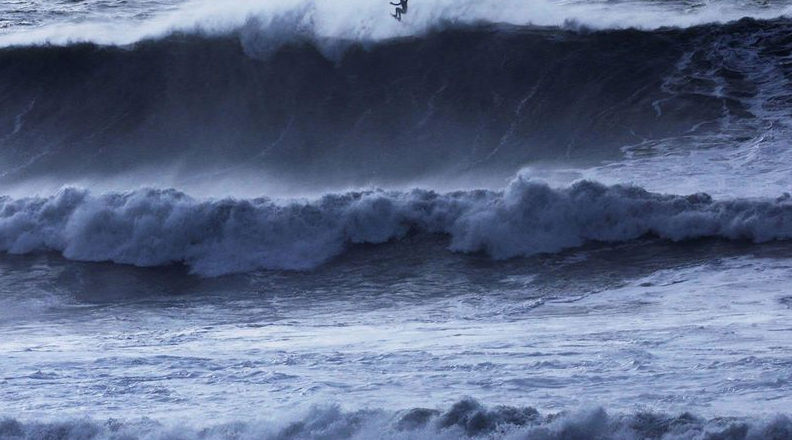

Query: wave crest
[
  {"left": 2, "top": 180, "right": 792, "bottom": 275},
  {"left": 2, "top": 398, "right": 791, "bottom": 440},
  {"left": 1, "top": 0, "right": 792, "bottom": 47}
]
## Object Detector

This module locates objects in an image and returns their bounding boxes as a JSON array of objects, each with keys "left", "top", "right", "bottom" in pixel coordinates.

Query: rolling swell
[
  {"left": 2, "top": 399, "right": 791, "bottom": 440},
  {"left": 2, "top": 18, "right": 791, "bottom": 187},
  {"left": 2, "top": 178, "right": 792, "bottom": 276}
]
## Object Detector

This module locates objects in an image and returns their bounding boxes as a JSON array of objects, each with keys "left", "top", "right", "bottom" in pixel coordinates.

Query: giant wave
[
  {"left": 2, "top": 178, "right": 792, "bottom": 276},
  {"left": 2, "top": 18, "right": 792, "bottom": 191}
]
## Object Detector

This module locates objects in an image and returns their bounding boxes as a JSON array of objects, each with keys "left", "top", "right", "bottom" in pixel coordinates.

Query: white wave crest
[
  {"left": 0, "top": 0, "right": 791, "bottom": 47},
  {"left": 2, "top": 398, "right": 791, "bottom": 440},
  {"left": 1, "top": 179, "right": 792, "bottom": 275}
]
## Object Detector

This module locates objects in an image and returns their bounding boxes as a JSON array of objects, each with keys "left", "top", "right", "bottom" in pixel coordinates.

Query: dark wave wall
[{"left": 0, "top": 19, "right": 786, "bottom": 185}]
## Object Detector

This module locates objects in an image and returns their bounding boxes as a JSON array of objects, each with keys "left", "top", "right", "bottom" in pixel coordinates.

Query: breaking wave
[
  {"left": 2, "top": 398, "right": 791, "bottom": 440},
  {"left": 2, "top": 0, "right": 792, "bottom": 47},
  {"left": 2, "top": 179, "right": 792, "bottom": 276}
]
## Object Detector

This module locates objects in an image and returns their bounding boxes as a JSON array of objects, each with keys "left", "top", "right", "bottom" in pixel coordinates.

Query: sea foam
[
  {"left": 2, "top": 398, "right": 791, "bottom": 440},
  {"left": 2, "top": 179, "right": 792, "bottom": 275}
]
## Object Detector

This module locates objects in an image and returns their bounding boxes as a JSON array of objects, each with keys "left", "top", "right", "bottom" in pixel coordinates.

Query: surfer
[{"left": 390, "top": 0, "right": 408, "bottom": 21}]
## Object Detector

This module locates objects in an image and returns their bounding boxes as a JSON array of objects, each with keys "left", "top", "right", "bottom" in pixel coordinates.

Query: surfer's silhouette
[{"left": 390, "top": 0, "right": 408, "bottom": 21}]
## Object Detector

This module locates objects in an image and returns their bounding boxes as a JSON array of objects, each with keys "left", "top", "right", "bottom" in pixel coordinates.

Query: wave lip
[
  {"left": 2, "top": 179, "right": 792, "bottom": 276},
  {"left": 2, "top": 398, "right": 791, "bottom": 440},
  {"left": 1, "top": 0, "right": 792, "bottom": 47}
]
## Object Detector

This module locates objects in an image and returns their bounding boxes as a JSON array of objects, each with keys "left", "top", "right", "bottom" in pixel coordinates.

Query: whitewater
[{"left": 3, "top": 1, "right": 792, "bottom": 439}]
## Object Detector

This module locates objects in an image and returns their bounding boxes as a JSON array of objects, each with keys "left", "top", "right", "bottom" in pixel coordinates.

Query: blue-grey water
[{"left": 3, "top": 1, "right": 792, "bottom": 439}]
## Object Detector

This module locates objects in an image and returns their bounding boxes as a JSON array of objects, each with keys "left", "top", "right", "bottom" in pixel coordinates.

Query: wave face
[
  {"left": 2, "top": 399, "right": 791, "bottom": 440},
  {"left": 1, "top": 18, "right": 792, "bottom": 190},
  {"left": 2, "top": 179, "right": 792, "bottom": 275}
]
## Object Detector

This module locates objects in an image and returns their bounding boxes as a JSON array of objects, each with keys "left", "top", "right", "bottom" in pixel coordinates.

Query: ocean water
[{"left": 2, "top": 1, "right": 792, "bottom": 439}]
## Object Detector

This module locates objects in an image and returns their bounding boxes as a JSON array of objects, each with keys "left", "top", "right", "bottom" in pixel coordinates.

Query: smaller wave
[
  {"left": 2, "top": 179, "right": 792, "bottom": 275},
  {"left": 2, "top": 398, "right": 791, "bottom": 440}
]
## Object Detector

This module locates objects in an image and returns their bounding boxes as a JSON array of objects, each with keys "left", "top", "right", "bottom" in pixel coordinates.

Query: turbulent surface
[
  {"left": 0, "top": 0, "right": 185, "bottom": 31},
  {"left": 3, "top": 244, "right": 792, "bottom": 420}
]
